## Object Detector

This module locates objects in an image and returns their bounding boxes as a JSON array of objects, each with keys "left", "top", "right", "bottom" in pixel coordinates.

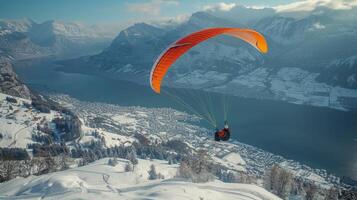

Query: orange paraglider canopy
[{"left": 150, "top": 27, "right": 268, "bottom": 93}]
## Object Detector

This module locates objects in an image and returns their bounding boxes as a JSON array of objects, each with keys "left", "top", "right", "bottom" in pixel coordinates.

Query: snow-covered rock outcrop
[{"left": 0, "top": 59, "right": 32, "bottom": 99}]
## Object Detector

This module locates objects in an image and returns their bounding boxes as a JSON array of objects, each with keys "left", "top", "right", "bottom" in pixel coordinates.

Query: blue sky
[{"left": 0, "top": 0, "right": 299, "bottom": 24}]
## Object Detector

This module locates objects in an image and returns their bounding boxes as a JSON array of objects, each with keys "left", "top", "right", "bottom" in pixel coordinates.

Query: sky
[{"left": 0, "top": 0, "right": 299, "bottom": 25}]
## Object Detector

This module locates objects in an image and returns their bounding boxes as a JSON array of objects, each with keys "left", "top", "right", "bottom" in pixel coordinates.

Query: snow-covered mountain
[
  {"left": 0, "top": 19, "right": 114, "bottom": 59},
  {"left": 0, "top": 58, "right": 32, "bottom": 99},
  {"left": 318, "top": 55, "right": 357, "bottom": 89},
  {"left": 58, "top": 5, "right": 357, "bottom": 110},
  {"left": 0, "top": 19, "right": 34, "bottom": 34}
]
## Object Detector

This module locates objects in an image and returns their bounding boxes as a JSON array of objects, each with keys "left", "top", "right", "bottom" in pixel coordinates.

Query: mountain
[
  {"left": 58, "top": 6, "right": 357, "bottom": 111},
  {"left": 317, "top": 55, "right": 357, "bottom": 89},
  {"left": 60, "top": 12, "right": 263, "bottom": 84},
  {"left": 0, "top": 19, "right": 115, "bottom": 59},
  {"left": 207, "top": 5, "right": 276, "bottom": 25},
  {"left": 27, "top": 20, "right": 114, "bottom": 57},
  {"left": 0, "top": 58, "right": 32, "bottom": 99},
  {"left": 0, "top": 19, "right": 34, "bottom": 33},
  {"left": 0, "top": 31, "right": 49, "bottom": 60}
]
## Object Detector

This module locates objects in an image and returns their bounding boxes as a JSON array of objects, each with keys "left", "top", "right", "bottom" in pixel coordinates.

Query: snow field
[{"left": 0, "top": 158, "right": 280, "bottom": 200}]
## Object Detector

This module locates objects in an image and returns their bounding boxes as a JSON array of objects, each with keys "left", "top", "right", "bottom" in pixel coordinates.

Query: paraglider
[
  {"left": 215, "top": 120, "right": 230, "bottom": 141},
  {"left": 149, "top": 27, "right": 268, "bottom": 141}
]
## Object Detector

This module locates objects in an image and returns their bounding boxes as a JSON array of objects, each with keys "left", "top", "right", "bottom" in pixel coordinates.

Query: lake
[{"left": 14, "top": 58, "right": 357, "bottom": 180}]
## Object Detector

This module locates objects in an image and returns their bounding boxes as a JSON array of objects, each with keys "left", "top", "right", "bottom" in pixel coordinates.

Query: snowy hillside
[
  {"left": 0, "top": 158, "right": 280, "bottom": 200},
  {"left": 0, "top": 93, "right": 60, "bottom": 148},
  {"left": 211, "top": 67, "right": 357, "bottom": 110},
  {"left": 0, "top": 91, "right": 81, "bottom": 152}
]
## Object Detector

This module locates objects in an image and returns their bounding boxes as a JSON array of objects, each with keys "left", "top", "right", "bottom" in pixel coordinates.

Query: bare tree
[
  {"left": 177, "top": 160, "right": 192, "bottom": 179},
  {"left": 192, "top": 150, "right": 209, "bottom": 174},
  {"left": 291, "top": 178, "right": 304, "bottom": 196},
  {"left": 264, "top": 165, "right": 293, "bottom": 198},
  {"left": 177, "top": 150, "right": 213, "bottom": 183},
  {"left": 305, "top": 184, "right": 318, "bottom": 200},
  {"left": 238, "top": 172, "right": 255, "bottom": 184},
  {"left": 264, "top": 164, "right": 280, "bottom": 192},
  {"left": 276, "top": 168, "right": 293, "bottom": 198}
]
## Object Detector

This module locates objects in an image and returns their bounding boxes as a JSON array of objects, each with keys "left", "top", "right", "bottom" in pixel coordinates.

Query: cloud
[
  {"left": 274, "top": 0, "right": 357, "bottom": 13},
  {"left": 127, "top": 0, "right": 179, "bottom": 15},
  {"left": 246, "top": 5, "right": 270, "bottom": 10},
  {"left": 308, "top": 22, "right": 326, "bottom": 31},
  {"left": 150, "top": 13, "right": 190, "bottom": 27},
  {"left": 172, "top": 13, "right": 190, "bottom": 23},
  {"left": 203, "top": 2, "right": 236, "bottom": 12}
]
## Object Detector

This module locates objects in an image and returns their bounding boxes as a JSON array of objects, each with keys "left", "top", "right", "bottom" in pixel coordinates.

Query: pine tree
[
  {"left": 226, "top": 171, "right": 236, "bottom": 183},
  {"left": 148, "top": 164, "right": 158, "bottom": 180},
  {"left": 125, "top": 161, "right": 133, "bottom": 172},
  {"left": 177, "top": 160, "right": 192, "bottom": 179},
  {"left": 108, "top": 158, "right": 119, "bottom": 166},
  {"left": 127, "top": 147, "right": 138, "bottom": 165}
]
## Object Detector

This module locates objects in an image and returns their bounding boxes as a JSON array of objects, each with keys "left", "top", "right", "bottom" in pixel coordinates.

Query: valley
[{"left": 13, "top": 57, "right": 357, "bottom": 181}]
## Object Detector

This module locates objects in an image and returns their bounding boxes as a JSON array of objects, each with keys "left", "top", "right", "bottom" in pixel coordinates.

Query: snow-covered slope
[
  {"left": 0, "top": 93, "right": 60, "bottom": 148},
  {"left": 0, "top": 158, "right": 280, "bottom": 200},
  {"left": 211, "top": 67, "right": 357, "bottom": 110}
]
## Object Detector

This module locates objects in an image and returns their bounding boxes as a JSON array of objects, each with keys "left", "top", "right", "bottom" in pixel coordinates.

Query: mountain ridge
[
  {"left": 57, "top": 7, "right": 357, "bottom": 110},
  {"left": 0, "top": 19, "right": 115, "bottom": 59}
]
